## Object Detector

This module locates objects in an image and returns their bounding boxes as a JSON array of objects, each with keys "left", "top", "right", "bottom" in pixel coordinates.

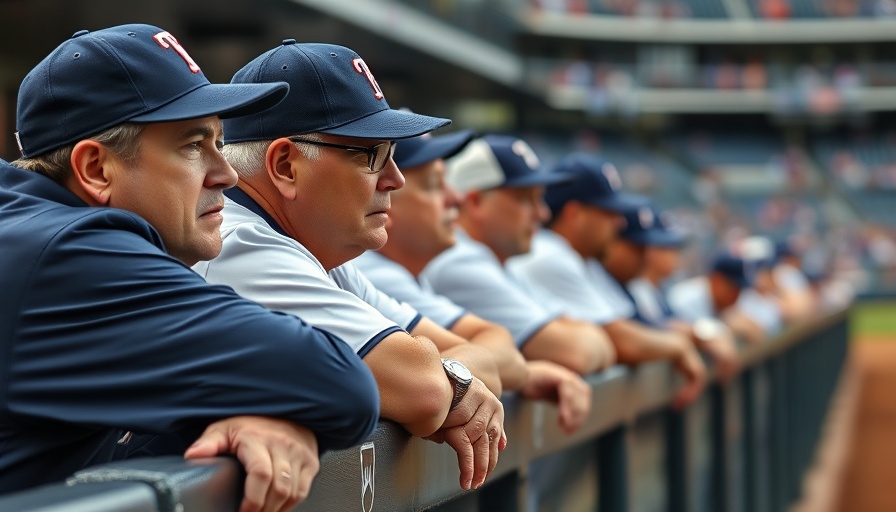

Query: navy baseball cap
[
  {"left": 543, "top": 153, "right": 647, "bottom": 217},
  {"left": 445, "top": 134, "right": 572, "bottom": 193},
  {"left": 15, "top": 24, "right": 289, "bottom": 158},
  {"left": 711, "top": 253, "right": 755, "bottom": 290},
  {"left": 224, "top": 40, "right": 449, "bottom": 142},
  {"left": 774, "top": 239, "right": 797, "bottom": 259},
  {"left": 619, "top": 206, "right": 687, "bottom": 247},
  {"left": 393, "top": 129, "right": 476, "bottom": 170}
]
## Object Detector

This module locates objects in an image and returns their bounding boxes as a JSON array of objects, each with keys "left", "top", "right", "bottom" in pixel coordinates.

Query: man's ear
[
  {"left": 559, "top": 200, "right": 583, "bottom": 227},
  {"left": 464, "top": 189, "right": 483, "bottom": 208},
  {"left": 69, "top": 140, "right": 114, "bottom": 206},
  {"left": 266, "top": 138, "right": 301, "bottom": 201}
]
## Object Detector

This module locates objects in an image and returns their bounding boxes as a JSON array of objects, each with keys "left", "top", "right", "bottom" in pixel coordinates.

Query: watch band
[{"left": 450, "top": 379, "right": 467, "bottom": 410}]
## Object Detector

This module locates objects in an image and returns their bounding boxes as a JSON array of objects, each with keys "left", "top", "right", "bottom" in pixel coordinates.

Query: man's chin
[{"left": 364, "top": 229, "right": 389, "bottom": 252}]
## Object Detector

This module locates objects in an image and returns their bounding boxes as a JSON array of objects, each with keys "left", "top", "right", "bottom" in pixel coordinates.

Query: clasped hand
[{"left": 424, "top": 378, "right": 505, "bottom": 491}]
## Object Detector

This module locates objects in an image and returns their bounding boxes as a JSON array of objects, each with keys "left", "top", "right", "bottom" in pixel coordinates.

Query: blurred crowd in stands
[
  {"left": 544, "top": 58, "right": 870, "bottom": 114},
  {"left": 531, "top": 0, "right": 896, "bottom": 18},
  {"left": 525, "top": 127, "right": 896, "bottom": 295}
]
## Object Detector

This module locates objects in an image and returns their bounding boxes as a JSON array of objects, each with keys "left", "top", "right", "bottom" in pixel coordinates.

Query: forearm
[
  {"left": 363, "top": 334, "right": 452, "bottom": 437},
  {"left": 603, "top": 319, "right": 687, "bottom": 365},
  {"left": 721, "top": 309, "right": 766, "bottom": 344},
  {"left": 452, "top": 315, "right": 528, "bottom": 391},
  {"left": 777, "top": 291, "right": 816, "bottom": 323},
  {"left": 412, "top": 317, "right": 503, "bottom": 395},
  {"left": 522, "top": 318, "right": 616, "bottom": 375},
  {"left": 440, "top": 343, "right": 503, "bottom": 396}
]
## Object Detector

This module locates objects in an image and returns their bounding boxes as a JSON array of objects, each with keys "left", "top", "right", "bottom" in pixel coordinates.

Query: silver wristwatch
[{"left": 441, "top": 358, "right": 473, "bottom": 410}]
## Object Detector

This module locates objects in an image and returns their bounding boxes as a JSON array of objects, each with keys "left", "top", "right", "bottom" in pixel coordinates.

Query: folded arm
[
  {"left": 450, "top": 314, "right": 529, "bottom": 392},
  {"left": 521, "top": 317, "right": 617, "bottom": 375},
  {"left": 603, "top": 319, "right": 707, "bottom": 409},
  {"left": 411, "top": 317, "right": 503, "bottom": 395}
]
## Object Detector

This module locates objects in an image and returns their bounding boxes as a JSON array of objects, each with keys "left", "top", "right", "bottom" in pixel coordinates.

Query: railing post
[
  {"left": 477, "top": 471, "right": 521, "bottom": 512},
  {"left": 710, "top": 384, "right": 728, "bottom": 512},
  {"left": 598, "top": 426, "right": 630, "bottom": 512},
  {"left": 770, "top": 353, "right": 790, "bottom": 512},
  {"left": 666, "top": 408, "right": 688, "bottom": 512}
]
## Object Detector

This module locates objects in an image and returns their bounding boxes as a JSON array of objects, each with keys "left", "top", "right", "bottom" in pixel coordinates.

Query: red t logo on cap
[
  {"left": 353, "top": 58, "right": 384, "bottom": 100},
  {"left": 153, "top": 31, "right": 200, "bottom": 74}
]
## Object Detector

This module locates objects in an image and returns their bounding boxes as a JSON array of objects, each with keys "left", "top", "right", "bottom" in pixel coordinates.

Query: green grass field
[{"left": 852, "top": 301, "right": 896, "bottom": 338}]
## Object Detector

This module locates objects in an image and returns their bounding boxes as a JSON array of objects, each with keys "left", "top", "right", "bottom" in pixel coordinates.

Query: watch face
[{"left": 446, "top": 359, "right": 473, "bottom": 382}]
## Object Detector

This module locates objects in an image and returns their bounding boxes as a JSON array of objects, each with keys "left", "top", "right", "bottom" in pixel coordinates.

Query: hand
[
  {"left": 519, "top": 360, "right": 592, "bottom": 434},
  {"left": 424, "top": 378, "right": 505, "bottom": 491},
  {"left": 184, "top": 416, "right": 320, "bottom": 512},
  {"left": 671, "top": 343, "right": 707, "bottom": 410},
  {"left": 701, "top": 333, "right": 741, "bottom": 385}
]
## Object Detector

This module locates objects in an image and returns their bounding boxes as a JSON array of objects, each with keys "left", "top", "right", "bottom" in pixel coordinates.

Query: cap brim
[
  {"left": 587, "top": 192, "right": 649, "bottom": 214},
  {"left": 624, "top": 229, "right": 686, "bottom": 247},
  {"left": 645, "top": 230, "right": 687, "bottom": 247},
  {"left": 395, "top": 130, "right": 476, "bottom": 169},
  {"left": 504, "top": 172, "right": 574, "bottom": 188},
  {"left": 130, "top": 82, "right": 289, "bottom": 123},
  {"left": 319, "top": 108, "right": 450, "bottom": 140}
]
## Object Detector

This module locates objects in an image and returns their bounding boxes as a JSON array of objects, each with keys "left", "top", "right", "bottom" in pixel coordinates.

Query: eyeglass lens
[{"left": 372, "top": 142, "right": 396, "bottom": 172}]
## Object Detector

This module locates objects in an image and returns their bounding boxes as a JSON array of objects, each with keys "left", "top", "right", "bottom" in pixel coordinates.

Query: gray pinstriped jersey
[
  {"left": 421, "top": 230, "right": 559, "bottom": 347},
  {"left": 353, "top": 251, "right": 466, "bottom": 330},
  {"left": 506, "top": 229, "right": 632, "bottom": 325},
  {"left": 194, "top": 199, "right": 419, "bottom": 357}
]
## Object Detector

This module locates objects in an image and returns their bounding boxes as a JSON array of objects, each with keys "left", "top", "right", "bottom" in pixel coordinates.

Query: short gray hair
[
  {"left": 12, "top": 123, "right": 145, "bottom": 185},
  {"left": 223, "top": 134, "right": 323, "bottom": 179}
]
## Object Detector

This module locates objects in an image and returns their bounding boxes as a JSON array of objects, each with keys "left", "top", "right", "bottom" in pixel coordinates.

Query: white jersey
[
  {"left": 421, "top": 230, "right": 559, "bottom": 347},
  {"left": 627, "top": 277, "right": 670, "bottom": 326},
  {"left": 773, "top": 264, "right": 810, "bottom": 292},
  {"left": 352, "top": 251, "right": 467, "bottom": 330},
  {"left": 666, "top": 276, "right": 715, "bottom": 323},
  {"left": 193, "top": 197, "right": 420, "bottom": 357},
  {"left": 736, "top": 289, "right": 783, "bottom": 336},
  {"left": 506, "top": 229, "right": 631, "bottom": 325}
]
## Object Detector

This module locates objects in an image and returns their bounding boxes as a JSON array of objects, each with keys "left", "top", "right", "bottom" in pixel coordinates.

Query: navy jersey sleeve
[{"left": 5, "top": 210, "right": 379, "bottom": 452}]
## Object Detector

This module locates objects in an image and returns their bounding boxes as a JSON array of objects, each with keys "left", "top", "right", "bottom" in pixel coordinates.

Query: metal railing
[{"left": 0, "top": 308, "right": 849, "bottom": 512}]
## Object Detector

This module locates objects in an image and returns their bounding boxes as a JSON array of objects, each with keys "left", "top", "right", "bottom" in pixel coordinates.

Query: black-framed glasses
[{"left": 288, "top": 137, "right": 396, "bottom": 174}]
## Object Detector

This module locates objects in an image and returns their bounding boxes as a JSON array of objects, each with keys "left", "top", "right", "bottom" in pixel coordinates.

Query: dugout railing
[{"left": 0, "top": 307, "right": 850, "bottom": 512}]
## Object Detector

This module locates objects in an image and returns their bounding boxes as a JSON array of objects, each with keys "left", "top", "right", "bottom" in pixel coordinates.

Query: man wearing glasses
[{"left": 193, "top": 40, "right": 506, "bottom": 492}]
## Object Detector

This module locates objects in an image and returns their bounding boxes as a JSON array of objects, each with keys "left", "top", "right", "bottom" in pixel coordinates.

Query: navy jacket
[{"left": 0, "top": 162, "right": 379, "bottom": 494}]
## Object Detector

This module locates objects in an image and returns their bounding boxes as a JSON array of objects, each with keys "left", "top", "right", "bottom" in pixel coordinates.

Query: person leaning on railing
[
  {"left": 603, "top": 205, "right": 740, "bottom": 383},
  {"left": 0, "top": 24, "right": 379, "bottom": 512},
  {"left": 419, "top": 136, "right": 619, "bottom": 379},
  {"left": 193, "top": 40, "right": 506, "bottom": 492},
  {"left": 354, "top": 130, "right": 594, "bottom": 435},
  {"left": 503, "top": 152, "right": 707, "bottom": 410}
]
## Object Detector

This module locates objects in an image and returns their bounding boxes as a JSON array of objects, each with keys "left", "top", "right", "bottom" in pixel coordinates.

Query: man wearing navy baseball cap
[
  {"left": 506, "top": 153, "right": 707, "bottom": 410},
  {"left": 1, "top": 25, "right": 382, "bottom": 510},
  {"left": 624, "top": 206, "right": 690, "bottom": 327},
  {"left": 667, "top": 251, "right": 770, "bottom": 345},
  {"left": 604, "top": 207, "right": 741, "bottom": 383},
  {"left": 604, "top": 206, "right": 684, "bottom": 306},
  {"left": 421, "top": 135, "right": 618, "bottom": 380},
  {"left": 354, "top": 131, "right": 596, "bottom": 435},
  {"left": 196, "top": 41, "right": 506, "bottom": 492}
]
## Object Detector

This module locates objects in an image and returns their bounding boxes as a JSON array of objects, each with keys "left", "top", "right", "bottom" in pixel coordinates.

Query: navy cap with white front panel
[{"left": 445, "top": 134, "right": 572, "bottom": 193}]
